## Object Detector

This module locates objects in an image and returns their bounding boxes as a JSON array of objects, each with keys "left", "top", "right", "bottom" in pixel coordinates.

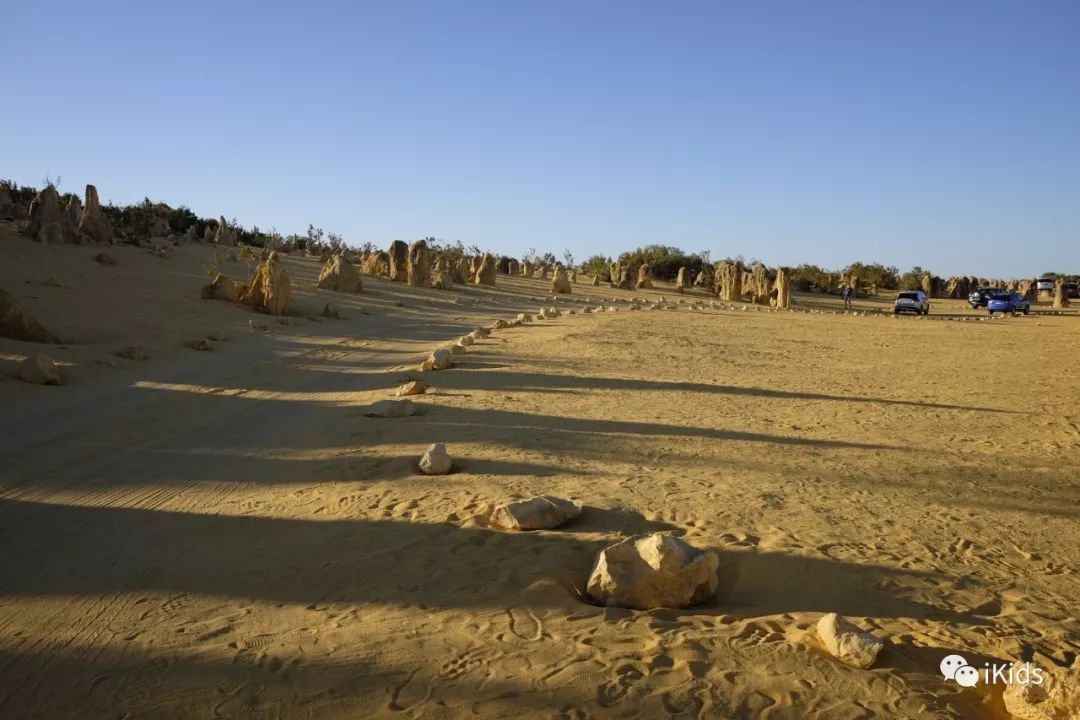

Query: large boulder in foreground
[
  {"left": 0, "top": 289, "right": 60, "bottom": 343},
  {"left": 316, "top": 254, "right": 362, "bottom": 293},
  {"left": 1003, "top": 663, "right": 1079, "bottom": 720},
  {"left": 240, "top": 251, "right": 292, "bottom": 315},
  {"left": 490, "top": 496, "right": 581, "bottom": 531},
  {"left": 586, "top": 533, "right": 720, "bottom": 610},
  {"left": 816, "top": 613, "right": 883, "bottom": 669}
]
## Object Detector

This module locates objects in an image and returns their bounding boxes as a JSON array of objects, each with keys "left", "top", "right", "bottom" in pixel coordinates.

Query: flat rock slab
[
  {"left": 365, "top": 399, "right": 417, "bottom": 418},
  {"left": 490, "top": 496, "right": 582, "bottom": 531}
]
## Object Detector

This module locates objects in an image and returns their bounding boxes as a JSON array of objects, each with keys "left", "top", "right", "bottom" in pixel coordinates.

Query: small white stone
[
  {"left": 395, "top": 380, "right": 427, "bottom": 397},
  {"left": 816, "top": 613, "right": 883, "bottom": 669},
  {"left": 418, "top": 443, "right": 453, "bottom": 475}
]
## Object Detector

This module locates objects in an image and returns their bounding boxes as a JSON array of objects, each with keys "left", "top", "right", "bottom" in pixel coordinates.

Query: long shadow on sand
[
  {"left": 119, "top": 384, "right": 903, "bottom": 453},
  {"left": 0, "top": 641, "right": 608, "bottom": 719},
  {"left": 0, "top": 498, "right": 976, "bottom": 626},
  {"left": 163, "top": 344, "right": 1021, "bottom": 415},
  {"left": 427, "top": 367, "right": 1021, "bottom": 415}
]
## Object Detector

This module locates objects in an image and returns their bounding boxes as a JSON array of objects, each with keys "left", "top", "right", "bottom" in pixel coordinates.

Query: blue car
[{"left": 987, "top": 291, "right": 1030, "bottom": 316}]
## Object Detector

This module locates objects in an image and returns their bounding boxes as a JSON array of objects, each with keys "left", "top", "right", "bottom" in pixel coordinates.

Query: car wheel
[{"left": 1023, "top": 308, "right": 1030, "bottom": 315}]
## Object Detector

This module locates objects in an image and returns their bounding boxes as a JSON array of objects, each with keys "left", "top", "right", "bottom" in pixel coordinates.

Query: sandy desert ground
[{"left": 1, "top": 225, "right": 1078, "bottom": 719}]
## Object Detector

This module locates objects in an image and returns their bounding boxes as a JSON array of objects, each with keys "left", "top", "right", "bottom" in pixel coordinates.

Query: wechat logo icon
[{"left": 941, "top": 655, "right": 979, "bottom": 687}]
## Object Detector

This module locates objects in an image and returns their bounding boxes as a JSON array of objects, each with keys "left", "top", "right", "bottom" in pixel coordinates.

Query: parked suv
[
  {"left": 987, "top": 291, "right": 1030, "bottom": 316},
  {"left": 968, "top": 287, "right": 996, "bottom": 308},
  {"left": 1066, "top": 282, "right": 1079, "bottom": 299},
  {"left": 894, "top": 290, "right": 930, "bottom": 315},
  {"left": 1036, "top": 278, "right": 1056, "bottom": 293}
]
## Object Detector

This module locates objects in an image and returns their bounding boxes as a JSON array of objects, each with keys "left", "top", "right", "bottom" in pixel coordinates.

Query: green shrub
[
  {"left": 615, "top": 245, "right": 708, "bottom": 282},
  {"left": 581, "top": 254, "right": 612, "bottom": 280},
  {"left": 842, "top": 262, "right": 899, "bottom": 290}
]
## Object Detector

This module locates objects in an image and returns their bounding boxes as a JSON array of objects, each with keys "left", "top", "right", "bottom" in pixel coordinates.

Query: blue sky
[{"left": 5, "top": 1, "right": 1078, "bottom": 277}]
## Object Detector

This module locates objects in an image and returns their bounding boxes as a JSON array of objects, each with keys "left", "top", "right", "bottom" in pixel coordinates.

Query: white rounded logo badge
[
  {"left": 940, "top": 654, "right": 967, "bottom": 680},
  {"left": 955, "top": 665, "right": 979, "bottom": 687}
]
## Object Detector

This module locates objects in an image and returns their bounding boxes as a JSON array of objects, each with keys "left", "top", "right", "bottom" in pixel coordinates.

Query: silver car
[{"left": 894, "top": 290, "right": 930, "bottom": 315}]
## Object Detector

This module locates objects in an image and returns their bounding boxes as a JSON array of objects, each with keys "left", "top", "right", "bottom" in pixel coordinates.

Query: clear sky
[{"left": 5, "top": 1, "right": 1078, "bottom": 277}]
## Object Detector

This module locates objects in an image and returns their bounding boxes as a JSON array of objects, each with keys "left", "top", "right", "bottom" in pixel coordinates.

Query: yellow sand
[{"left": 1, "top": 226, "right": 1077, "bottom": 719}]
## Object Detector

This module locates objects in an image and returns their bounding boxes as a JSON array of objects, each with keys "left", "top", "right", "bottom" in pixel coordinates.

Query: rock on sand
[
  {"left": 1, "top": 289, "right": 60, "bottom": 343},
  {"left": 395, "top": 380, "right": 427, "bottom": 396},
  {"left": 418, "top": 443, "right": 453, "bottom": 475},
  {"left": 586, "top": 533, "right": 720, "bottom": 610},
  {"left": 816, "top": 613, "right": 884, "bottom": 669},
  {"left": 364, "top": 399, "right": 418, "bottom": 418},
  {"left": 422, "top": 348, "right": 454, "bottom": 371},
  {"left": 20, "top": 353, "right": 62, "bottom": 385},
  {"left": 490, "top": 496, "right": 582, "bottom": 531}
]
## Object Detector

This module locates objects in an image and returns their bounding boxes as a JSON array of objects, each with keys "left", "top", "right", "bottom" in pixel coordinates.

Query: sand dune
[{"left": 1, "top": 227, "right": 1078, "bottom": 719}]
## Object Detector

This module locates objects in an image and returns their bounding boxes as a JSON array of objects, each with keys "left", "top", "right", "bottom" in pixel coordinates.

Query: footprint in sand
[
  {"left": 505, "top": 606, "right": 544, "bottom": 641},
  {"left": 730, "top": 619, "right": 787, "bottom": 646},
  {"left": 438, "top": 646, "right": 496, "bottom": 680},
  {"left": 387, "top": 669, "right": 431, "bottom": 711},
  {"left": 243, "top": 633, "right": 274, "bottom": 650},
  {"left": 596, "top": 661, "right": 647, "bottom": 707}
]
